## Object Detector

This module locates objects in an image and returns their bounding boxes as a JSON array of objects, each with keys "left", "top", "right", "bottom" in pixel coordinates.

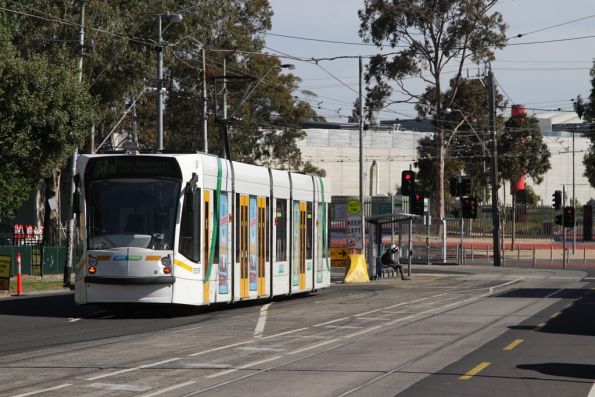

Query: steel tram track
[{"left": 176, "top": 280, "right": 543, "bottom": 396}]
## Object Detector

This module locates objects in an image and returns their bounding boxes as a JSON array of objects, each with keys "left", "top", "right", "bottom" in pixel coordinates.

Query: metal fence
[
  {"left": 331, "top": 196, "right": 591, "bottom": 242},
  {"left": 0, "top": 244, "right": 66, "bottom": 276}
]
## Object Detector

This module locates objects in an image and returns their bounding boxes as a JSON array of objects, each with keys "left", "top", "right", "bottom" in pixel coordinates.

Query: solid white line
[
  {"left": 236, "top": 346, "right": 285, "bottom": 352},
  {"left": 254, "top": 302, "right": 273, "bottom": 338},
  {"left": 288, "top": 339, "right": 340, "bottom": 355},
  {"left": 171, "top": 326, "right": 202, "bottom": 333},
  {"left": 261, "top": 327, "right": 309, "bottom": 340},
  {"left": 206, "top": 355, "right": 283, "bottom": 379},
  {"left": 189, "top": 340, "right": 254, "bottom": 356},
  {"left": 314, "top": 317, "right": 350, "bottom": 327},
  {"left": 355, "top": 317, "right": 391, "bottom": 321},
  {"left": 344, "top": 325, "right": 382, "bottom": 339},
  {"left": 587, "top": 381, "right": 595, "bottom": 397},
  {"left": 11, "top": 384, "right": 72, "bottom": 397},
  {"left": 184, "top": 363, "right": 231, "bottom": 369},
  {"left": 324, "top": 325, "right": 363, "bottom": 329},
  {"left": 88, "top": 383, "right": 150, "bottom": 392},
  {"left": 138, "top": 381, "right": 197, "bottom": 397},
  {"left": 85, "top": 358, "right": 181, "bottom": 381}
]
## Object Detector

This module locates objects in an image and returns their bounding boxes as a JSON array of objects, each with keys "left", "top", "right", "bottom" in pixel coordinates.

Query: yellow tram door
[
  {"left": 239, "top": 195, "right": 249, "bottom": 298},
  {"left": 203, "top": 190, "right": 211, "bottom": 303},
  {"left": 257, "top": 197, "right": 267, "bottom": 296},
  {"left": 299, "top": 201, "right": 306, "bottom": 289}
]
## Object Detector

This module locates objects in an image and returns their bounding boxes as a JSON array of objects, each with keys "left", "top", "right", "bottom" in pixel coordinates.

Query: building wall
[{"left": 299, "top": 127, "right": 595, "bottom": 206}]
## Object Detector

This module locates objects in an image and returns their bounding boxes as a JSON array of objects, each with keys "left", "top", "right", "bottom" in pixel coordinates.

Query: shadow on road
[{"left": 517, "top": 363, "right": 595, "bottom": 380}]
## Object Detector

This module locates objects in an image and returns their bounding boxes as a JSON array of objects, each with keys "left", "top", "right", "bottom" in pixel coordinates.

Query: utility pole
[
  {"left": 488, "top": 67, "right": 502, "bottom": 267},
  {"left": 156, "top": 15, "right": 164, "bottom": 151},
  {"left": 202, "top": 48, "right": 208, "bottom": 153},
  {"left": 64, "top": 0, "right": 86, "bottom": 286},
  {"left": 358, "top": 56, "right": 366, "bottom": 258}
]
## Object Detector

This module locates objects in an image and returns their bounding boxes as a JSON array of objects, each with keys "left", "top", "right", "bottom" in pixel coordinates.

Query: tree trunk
[{"left": 42, "top": 170, "right": 62, "bottom": 246}]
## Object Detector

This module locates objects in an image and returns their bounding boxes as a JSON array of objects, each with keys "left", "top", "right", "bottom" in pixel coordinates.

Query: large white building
[{"left": 298, "top": 114, "right": 595, "bottom": 206}]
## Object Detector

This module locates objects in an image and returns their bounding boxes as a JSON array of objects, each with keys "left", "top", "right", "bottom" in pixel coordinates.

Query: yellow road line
[
  {"left": 503, "top": 339, "right": 524, "bottom": 351},
  {"left": 550, "top": 312, "right": 561, "bottom": 319},
  {"left": 459, "top": 362, "right": 491, "bottom": 380},
  {"left": 534, "top": 322, "right": 546, "bottom": 331}
]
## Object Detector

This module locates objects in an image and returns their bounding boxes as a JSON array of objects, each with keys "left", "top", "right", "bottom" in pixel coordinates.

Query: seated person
[{"left": 380, "top": 244, "right": 409, "bottom": 280}]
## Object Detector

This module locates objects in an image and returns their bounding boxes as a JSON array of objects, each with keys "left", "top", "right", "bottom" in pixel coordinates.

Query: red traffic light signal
[
  {"left": 401, "top": 170, "right": 415, "bottom": 195},
  {"left": 411, "top": 192, "right": 425, "bottom": 215},
  {"left": 563, "top": 207, "right": 575, "bottom": 227}
]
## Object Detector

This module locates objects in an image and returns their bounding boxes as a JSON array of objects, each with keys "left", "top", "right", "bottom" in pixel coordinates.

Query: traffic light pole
[{"left": 563, "top": 185, "right": 567, "bottom": 269}]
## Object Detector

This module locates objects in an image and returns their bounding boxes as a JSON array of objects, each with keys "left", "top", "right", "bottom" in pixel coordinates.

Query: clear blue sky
[{"left": 267, "top": 0, "right": 595, "bottom": 122}]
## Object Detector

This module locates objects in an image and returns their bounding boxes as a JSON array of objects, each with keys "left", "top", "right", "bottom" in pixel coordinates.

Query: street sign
[
  {"left": 0, "top": 255, "right": 11, "bottom": 291},
  {"left": 347, "top": 199, "right": 362, "bottom": 215},
  {"left": 347, "top": 215, "right": 363, "bottom": 249},
  {"left": 330, "top": 247, "right": 349, "bottom": 261},
  {"left": 481, "top": 207, "right": 493, "bottom": 213}
]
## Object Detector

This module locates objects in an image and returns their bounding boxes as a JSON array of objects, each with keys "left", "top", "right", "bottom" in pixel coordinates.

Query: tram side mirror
[{"left": 72, "top": 192, "right": 81, "bottom": 214}]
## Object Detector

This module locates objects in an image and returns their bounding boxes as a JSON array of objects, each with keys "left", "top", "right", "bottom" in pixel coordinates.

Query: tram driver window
[{"left": 179, "top": 189, "right": 200, "bottom": 262}]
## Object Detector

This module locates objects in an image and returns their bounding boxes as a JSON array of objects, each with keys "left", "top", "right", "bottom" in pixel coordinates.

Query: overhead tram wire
[{"left": 507, "top": 13, "right": 595, "bottom": 40}]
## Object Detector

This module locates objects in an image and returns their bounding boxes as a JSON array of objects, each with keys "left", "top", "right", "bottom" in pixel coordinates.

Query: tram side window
[
  {"left": 276, "top": 199, "right": 287, "bottom": 261},
  {"left": 306, "top": 201, "right": 313, "bottom": 260},
  {"left": 179, "top": 189, "right": 200, "bottom": 262}
]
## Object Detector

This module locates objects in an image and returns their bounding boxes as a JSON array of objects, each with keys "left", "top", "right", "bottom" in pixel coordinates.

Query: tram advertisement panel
[
  {"left": 218, "top": 193, "right": 229, "bottom": 294},
  {"left": 317, "top": 203, "right": 323, "bottom": 283},
  {"left": 249, "top": 196, "right": 257, "bottom": 291}
]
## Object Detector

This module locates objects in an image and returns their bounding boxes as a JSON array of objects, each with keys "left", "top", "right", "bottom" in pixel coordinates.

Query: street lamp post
[{"left": 156, "top": 13, "right": 182, "bottom": 151}]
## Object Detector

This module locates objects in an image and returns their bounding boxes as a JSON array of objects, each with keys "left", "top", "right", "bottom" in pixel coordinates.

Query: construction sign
[{"left": 0, "top": 255, "right": 11, "bottom": 291}]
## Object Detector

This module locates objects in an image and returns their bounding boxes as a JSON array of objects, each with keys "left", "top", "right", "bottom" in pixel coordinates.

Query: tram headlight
[
  {"left": 88, "top": 256, "right": 97, "bottom": 274},
  {"left": 161, "top": 256, "right": 172, "bottom": 275}
]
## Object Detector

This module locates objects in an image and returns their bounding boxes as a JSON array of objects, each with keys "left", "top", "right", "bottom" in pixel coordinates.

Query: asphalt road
[{"left": 0, "top": 265, "right": 593, "bottom": 397}]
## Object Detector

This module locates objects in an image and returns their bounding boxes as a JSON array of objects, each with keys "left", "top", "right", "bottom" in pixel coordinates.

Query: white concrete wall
[{"left": 299, "top": 127, "right": 595, "bottom": 206}]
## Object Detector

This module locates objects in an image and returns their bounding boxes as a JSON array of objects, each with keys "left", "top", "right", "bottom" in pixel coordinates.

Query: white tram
[{"left": 73, "top": 153, "right": 331, "bottom": 306}]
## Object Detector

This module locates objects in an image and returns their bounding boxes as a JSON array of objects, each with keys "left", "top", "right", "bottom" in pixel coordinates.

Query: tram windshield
[{"left": 86, "top": 179, "right": 181, "bottom": 250}]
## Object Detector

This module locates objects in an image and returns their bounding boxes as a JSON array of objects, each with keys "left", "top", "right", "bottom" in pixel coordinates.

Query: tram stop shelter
[{"left": 366, "top": 213, "right": 421, "bottom": 280}]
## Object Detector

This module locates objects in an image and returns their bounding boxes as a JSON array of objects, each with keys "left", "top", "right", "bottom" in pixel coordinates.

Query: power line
[{"left": 508, "top": 13, "right": 595, "bottom": 40}]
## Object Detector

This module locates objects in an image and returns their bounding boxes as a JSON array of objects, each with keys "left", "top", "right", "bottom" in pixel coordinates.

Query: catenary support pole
[
  {"left": 358, "top": 56, "right": 366, "bottom": 258},
  {"left": 488, "top": 67, "right": 501, "bottom": 267}
]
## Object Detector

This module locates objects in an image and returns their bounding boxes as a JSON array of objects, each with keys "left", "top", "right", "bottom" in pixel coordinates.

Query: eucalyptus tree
[
  {"left": 359, "top": 0, "right": 507, "bottom": 219},
  {"left": 4, "top": 0, "right": 322, "bottom": 173}
]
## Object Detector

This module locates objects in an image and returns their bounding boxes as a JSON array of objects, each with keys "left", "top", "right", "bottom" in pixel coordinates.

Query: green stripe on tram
[
  {"left": 320, "top": 177, "right": 330, "bottom": 271},
  {"left": 204, "top": 158, "right": 222, "bottom": 284}
]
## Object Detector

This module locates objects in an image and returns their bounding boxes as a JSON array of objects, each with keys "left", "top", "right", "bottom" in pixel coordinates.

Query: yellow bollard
[{"left": 343, "top": 254, "right": 369, "bottom": 283}]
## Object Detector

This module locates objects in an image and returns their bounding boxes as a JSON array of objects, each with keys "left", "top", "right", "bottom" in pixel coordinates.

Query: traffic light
[
  {"left": 563, "top": 207, "right": 575, "bottom": 227},
  {"left": 411, "top": 192, "right": 425, "bottom": 215},
  {"left": 461, "top": 197, "right": 478, "bottom": 219},
  {"left": 552, "top": 190, "right": 561, "bottom": 210},
  {"left": 461, "top": 176, "right": 472, "bottom": 196},
  {"left": 401, "top": 170, "right": 415, "bottom": 195},
  {"left": 449, "top": 176, "right": 460, "bottom": 197}
]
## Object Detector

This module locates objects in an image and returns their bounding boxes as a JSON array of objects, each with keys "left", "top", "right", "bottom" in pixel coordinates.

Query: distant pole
[
  {"left": 488, "top": 67, "right": 501, "bottom": 267},
  {"left": 156, "top": 15, "right": 164, "bottom": 151},
  {"left": 572, "top": 130, "right": 576, "bottom": 253},
  {"left": 202, "top": 48, "right": 208, "bottom": 153},
  {"left": 64, "top": 0, "right": 86, "bottom": 286},
  {"left": 563, "top": 185, "right": 567, "bottom": 269},
  {"left": 359, "top": 56, "right": 366, "bottom": 257}
]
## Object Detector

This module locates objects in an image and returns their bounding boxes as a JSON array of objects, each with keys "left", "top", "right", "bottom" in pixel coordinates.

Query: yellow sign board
[
  {"left": 0, "top": 255, "right": 11, "bottom": 291},
  {"left": 347, "top": 199, "right": 362, "bottom": 215},
  {"left": 330, "top": 247, "right": 349, "bottom": 261}
]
